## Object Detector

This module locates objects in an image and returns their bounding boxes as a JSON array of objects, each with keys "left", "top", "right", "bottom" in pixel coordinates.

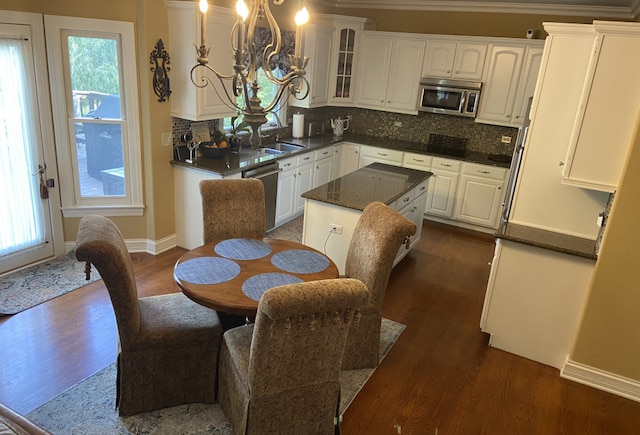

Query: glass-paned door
[{"left": 0, "top": 24, "right": 55, "bottom": 274}]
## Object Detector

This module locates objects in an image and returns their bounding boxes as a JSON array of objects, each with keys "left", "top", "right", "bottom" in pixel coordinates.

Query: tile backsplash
[{"left": 171, "top": 106, "right": 519, "bottom": 156}]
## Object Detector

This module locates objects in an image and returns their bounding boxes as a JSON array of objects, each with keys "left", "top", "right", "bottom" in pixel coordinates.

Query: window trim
[{"left": 44, "top": 15, "right": 143, "bottom": 217}]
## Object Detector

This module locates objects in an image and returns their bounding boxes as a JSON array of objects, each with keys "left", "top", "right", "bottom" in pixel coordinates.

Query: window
[
  {"left": 222, "top": 67, "right": 286, "bottom": 132},
  {"left": 45, "top": 16, "right": 143, "bottom": 217}
]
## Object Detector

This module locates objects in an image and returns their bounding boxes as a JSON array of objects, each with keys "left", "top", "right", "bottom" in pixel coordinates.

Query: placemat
[
  {"left": 174, "top": 257, "right": 240, "bottom": 285},
  {"left": 214, "top": 238, "right": 272, "bottom": 260},
  {"left": 271, "top": 249, "right": 330, "bottom": 274},
  {"left": 241, "top": 273, "right": 303, "bottom": 301}
]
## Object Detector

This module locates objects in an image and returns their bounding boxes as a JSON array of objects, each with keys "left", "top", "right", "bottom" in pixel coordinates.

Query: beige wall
[{"left": 570, "top": 115, "right": 640, "bottom": 380}]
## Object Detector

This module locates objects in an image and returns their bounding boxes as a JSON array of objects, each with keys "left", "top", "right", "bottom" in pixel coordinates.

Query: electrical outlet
[
  {"left": 329, "top": 223, "right": 342, "bottom": 234},
  {"left": 501, "top": 135, "right": 512, "bottom": 144},
  {"left": 162, "top": 132, "right": 173, "bottom": 147}
]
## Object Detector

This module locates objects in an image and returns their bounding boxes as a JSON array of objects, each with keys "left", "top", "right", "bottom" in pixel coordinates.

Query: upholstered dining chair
[
  {"left": 341, "top": 201, "right": 417, "bottom": 370},
  {"left": 200, "top": 178, "right": 266, "bottom": 244},
  {"left": 74, "top": 215, "right": 223, "bottom": 416},
  {"left": 218, "top": 278, "right": 369, "bottom": 435}
]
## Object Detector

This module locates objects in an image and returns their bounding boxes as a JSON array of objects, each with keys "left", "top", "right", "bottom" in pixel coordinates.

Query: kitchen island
[{"left": 301, "top": 162, "right": 432, "bottom": 274}]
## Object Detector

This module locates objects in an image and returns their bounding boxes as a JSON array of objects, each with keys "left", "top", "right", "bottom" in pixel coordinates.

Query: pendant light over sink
[{"left": 191, "top": 0, "right": 310, "bottom": 149}]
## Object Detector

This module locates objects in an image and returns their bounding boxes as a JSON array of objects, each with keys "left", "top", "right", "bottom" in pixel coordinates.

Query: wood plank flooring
[{"left": 2, "top": 220, "right": 640, "bottom": 434}]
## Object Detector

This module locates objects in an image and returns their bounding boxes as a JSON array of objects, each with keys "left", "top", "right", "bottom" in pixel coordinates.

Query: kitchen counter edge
[{"left": 495, "top": 222, "right": 597, "bottom": 260}]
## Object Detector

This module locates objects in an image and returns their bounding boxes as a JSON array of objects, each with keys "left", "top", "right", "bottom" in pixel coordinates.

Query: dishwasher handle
[{"left": 242, "top": 162, "right": 280, "bottom": 179}]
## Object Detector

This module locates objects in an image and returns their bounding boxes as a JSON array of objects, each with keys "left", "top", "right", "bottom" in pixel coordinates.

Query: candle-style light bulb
[
  {"left": 199, "top": 0, "right": 208, "bottom": 49},
  {"left": 236, "top": 0, "right": 248, "bottom": 52},
  {"left": 295, "top": 6, "right": 309, "bottom": 26},
  {"left": 294, "top": 7, "right": 309, "bottom": 59},
  {"left": 236, "top": 0, "right": 249, "bottom": 21}
]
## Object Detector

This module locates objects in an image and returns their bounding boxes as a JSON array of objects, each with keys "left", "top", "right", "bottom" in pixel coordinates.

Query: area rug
[
  {"left": 27, "top": 318, "right": 405, "bottom": 434},
  {"left": 267, "top": 215, "right": 303, "bottom": 243},
  {"left": 0, "top": 251, "right": 101, "bottom": 315}
]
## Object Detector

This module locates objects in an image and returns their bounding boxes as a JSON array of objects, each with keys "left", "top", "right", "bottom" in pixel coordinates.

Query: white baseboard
[
  {"left": 561, "top": 359, "right": 640, "bottom": 403},
  {"left": 64, "top": 234, "right": 178, "bottom": 255}
]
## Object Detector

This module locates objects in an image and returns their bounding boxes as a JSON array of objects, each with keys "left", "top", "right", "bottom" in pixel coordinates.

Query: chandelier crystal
[{"left": 191, "top": 0, "right": 310, "bottom": 149}]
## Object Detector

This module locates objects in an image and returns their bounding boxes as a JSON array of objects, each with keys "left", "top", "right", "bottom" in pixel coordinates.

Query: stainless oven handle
[{"left": 250, "top": 169, "right": 280, "bottom": 179}]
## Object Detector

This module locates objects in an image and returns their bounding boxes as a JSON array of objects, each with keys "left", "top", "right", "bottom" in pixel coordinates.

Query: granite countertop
[
  {"left": 495, "top": 222, "right": 598, "bottom": 260},
  {"left": 170, "top": 132, "right": 511, "bottom": 176},
  {"left": 302, "top": 162, "right": 433, "bottom": 211}
]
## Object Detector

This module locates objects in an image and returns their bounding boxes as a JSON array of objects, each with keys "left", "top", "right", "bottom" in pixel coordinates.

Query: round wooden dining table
[{"left": 173, "top": 237, "right": 339, "bottom": 317}]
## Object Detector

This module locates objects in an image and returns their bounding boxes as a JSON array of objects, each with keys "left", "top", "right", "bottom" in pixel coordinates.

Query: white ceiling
[{"left": 313, "top": 0, "right": 640, "bottom": 19}]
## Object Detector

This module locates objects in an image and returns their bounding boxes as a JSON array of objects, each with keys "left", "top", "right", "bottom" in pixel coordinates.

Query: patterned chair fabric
[
  {"left": 218, "top": 278, "right": 369, "bottom": 435},
  {"left": 200, "top": 178, "right": 266, "bottom": 244},
  {"left": 342, "top": 201, "right": 417, "bottom": 370},
  {"left": 74, "top": 215, "right": 223, "bottom": 416}
]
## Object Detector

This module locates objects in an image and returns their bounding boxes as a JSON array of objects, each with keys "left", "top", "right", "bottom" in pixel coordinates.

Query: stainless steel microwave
[{"left": 417, "top": 78, "right": 482, "bottom": 118}]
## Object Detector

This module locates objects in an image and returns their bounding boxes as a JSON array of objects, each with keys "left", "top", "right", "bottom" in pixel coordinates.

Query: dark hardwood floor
[{"left": 2, "top": 220, "right": 640, "bottom": 433}]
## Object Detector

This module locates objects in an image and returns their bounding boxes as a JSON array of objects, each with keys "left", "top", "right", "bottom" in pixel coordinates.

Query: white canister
[{"left": 292, "top": 113, "right": 305, "bottom": 138}]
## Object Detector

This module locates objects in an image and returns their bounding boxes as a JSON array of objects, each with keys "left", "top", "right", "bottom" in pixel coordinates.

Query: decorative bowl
[{"left": 200, "top": 143, "right": 230, "bottom": 159}]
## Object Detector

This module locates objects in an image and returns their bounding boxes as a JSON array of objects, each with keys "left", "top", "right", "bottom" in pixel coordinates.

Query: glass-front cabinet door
[{"left": 328, "top": 27, "right": 357, "bottom": 105}]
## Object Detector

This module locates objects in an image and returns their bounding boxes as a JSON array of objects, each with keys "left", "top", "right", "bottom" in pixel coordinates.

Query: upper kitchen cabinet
[
  {"left": 356, "top": 32, "right": 426, "bottom": 114},
  {"left": 476, "top": 41, "right": 543, "bottom": 127},
  {"left": 165, "top": 2, "right": 236, "bottom": 121},
  {"left": 562, "top": 21, "right": 640, "bottom": 192},
  {"left": 327, "top": 16, "right": 374, "bottom": 106},
  {"left": 422, "top": 40, "right": 487, "bottom": 80},
  {"left": 475, "top": 42, "right": 543, "bottom": 127},
  {"left": 289, "top": 23, "right": 334, "bottom": 109}
]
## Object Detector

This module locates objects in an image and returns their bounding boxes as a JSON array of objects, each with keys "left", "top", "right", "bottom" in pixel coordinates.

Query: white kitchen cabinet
[
  {"left": 294, "top": 153, "right": 315, "bottom": 215},
  {"left": 395, "top": 180, "right": 427, "bottom": 264},
  {"left": 562, "top": 22, "right": 640, "bottom": 193},
  {"left": 356, "top": 34, "right": 426, "bottom": 114},
  {"left": 358, "top": 145, "right": 403, "bottom": 168},
  {"left": 454, "top": 162, "right": 507, "bottom": 229},
  {"left": 422, "top": 40, "right": 487, "bottom": 80},
  {"left": 481, "top": 239, "right": 594, "bottom": 369},
  {"left": 313, "top": 147, "right": 334, "bottom": 187},
  {"left": 510, "top": 46, "right": 543, "bottom": 126},
  {"left": 338, "top": 142, "right": 360, "bottom": 176},
  {"left": 476, "top": 42, "right": 544, "bottom": 127},
  {"left": 425, "top": 157, "right": 460, "bottom": 218},
  {"left": 275, "top": 157, "right": 296, "bottom": 227},
  {"left": 165, "top": 2, "right": 236, "bottom": 121},
  {"left": 173, "top": 165, "right": 241, "bottom": 249},
  {"left": 402, "top": 152, "right": 432, "bottom": 171},
  {"left": 289, "top": 24, "right": 334, "bottom": 109}
]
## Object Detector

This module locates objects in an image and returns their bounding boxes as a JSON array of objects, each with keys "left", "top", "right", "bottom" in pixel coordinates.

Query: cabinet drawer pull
[
  {"left": 478, "top": 170, "right": 491, "bottom": 174},
  {"left": 377, "top": 152, "right": 388, "bottom": 157},
  {"left": 413, "top": 158, "right": 424, "bottom": 163},
  {"left": 403, "top": 197, "right": 410, "bottom": 202},
  {"left": 441, "top": 163, "right": 452, "bottom": 167}
]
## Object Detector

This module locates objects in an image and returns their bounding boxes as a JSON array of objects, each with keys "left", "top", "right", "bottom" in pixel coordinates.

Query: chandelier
[{"left": 191, "top": 0, "right": 310, "bottom": 148}]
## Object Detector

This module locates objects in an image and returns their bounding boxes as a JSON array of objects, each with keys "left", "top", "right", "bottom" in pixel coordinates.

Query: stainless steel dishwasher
[{"left": 242, "top": 162, "right": 279, "bottom": 231}]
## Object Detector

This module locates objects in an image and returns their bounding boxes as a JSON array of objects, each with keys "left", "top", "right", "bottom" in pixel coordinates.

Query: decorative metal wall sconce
[{"left": 150, "top": 39, "right": 171, "bottom": 102}]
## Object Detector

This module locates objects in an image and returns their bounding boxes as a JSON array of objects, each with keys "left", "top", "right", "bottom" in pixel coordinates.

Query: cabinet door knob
[{"left": 559, "top": 161, "right": 565, "bottom": 167}]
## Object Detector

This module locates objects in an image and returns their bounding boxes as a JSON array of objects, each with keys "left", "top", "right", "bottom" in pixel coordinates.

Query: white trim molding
[
  {"left": 562, "top": 359, "right": 640, "bottom": 403},
  {"left": 65, "top": 233, "right": 177, "bottom": 255},
  {"left": 313, "top": 0, "right": 640, "bottom": 20}
]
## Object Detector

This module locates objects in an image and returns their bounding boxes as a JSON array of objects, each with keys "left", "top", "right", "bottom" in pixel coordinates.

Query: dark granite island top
[{"left": 302, "top": 162, "right": 433, "bottom": 211}]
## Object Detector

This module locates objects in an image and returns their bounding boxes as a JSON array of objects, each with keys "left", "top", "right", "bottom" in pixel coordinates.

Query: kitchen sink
[
  {"left": 270, "top": 142, "right": 305, "bottom": 152},
  {"left": 257, "top": 148, "right": 285, "bottom": 156}
]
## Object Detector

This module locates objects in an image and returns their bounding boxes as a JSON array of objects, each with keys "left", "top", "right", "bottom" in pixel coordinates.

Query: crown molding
[{"left": 311, "top": 0, "right": 640, "bottom": 20}]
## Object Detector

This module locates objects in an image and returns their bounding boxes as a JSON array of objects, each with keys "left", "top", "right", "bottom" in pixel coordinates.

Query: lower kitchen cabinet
[
  {"left": 454, "top": 162, "right": 507, "bottom": 228},
  {"left": 337, "top": 142, "right": 361, "bottom": 177},
  {"left": 294, "top": 154, "right": 315, "bottom": 216},
  {"left": 481, "top": 239, "right": 595, "bottom": 369},
  {"left": 425, "top": 157, "right": 460, "bottom": 218},
  {"left": 275, "top": 157, "right": 296, "bottom": 227},
  {"left": 313, "top": 147, "right": 334, "bottom": 186}
]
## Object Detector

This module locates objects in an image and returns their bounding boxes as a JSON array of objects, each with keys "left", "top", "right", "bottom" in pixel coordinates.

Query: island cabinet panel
[{"left": 302, "top": 163, "right": 431, "bottom": 274}]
